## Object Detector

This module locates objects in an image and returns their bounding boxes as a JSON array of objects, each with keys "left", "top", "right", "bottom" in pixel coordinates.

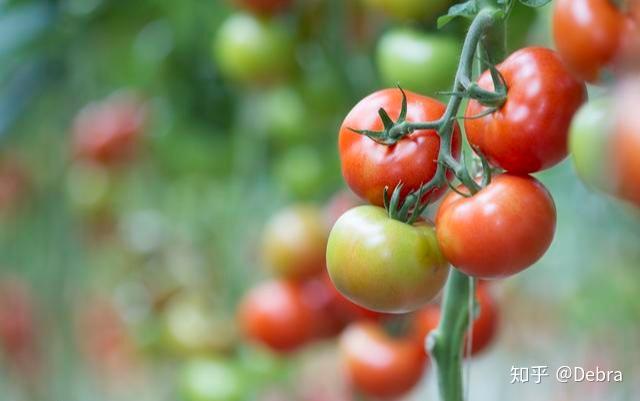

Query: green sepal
[{"left": 437, "top": 0, "right": 478, "bottom": 29}]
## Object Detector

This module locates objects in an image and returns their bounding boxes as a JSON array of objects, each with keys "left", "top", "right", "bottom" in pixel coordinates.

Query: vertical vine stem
[{"left": 424, "top": 6, "right": 504, "bottom": 401}]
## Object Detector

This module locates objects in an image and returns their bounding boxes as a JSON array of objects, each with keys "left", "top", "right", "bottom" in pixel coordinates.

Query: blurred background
[{"left": 0, "top": 0, "right": 638, "bottom": 400}]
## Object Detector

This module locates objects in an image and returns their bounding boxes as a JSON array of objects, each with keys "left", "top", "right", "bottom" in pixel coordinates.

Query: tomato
[
  {"left": 0, "top": 157, "right": 30, "bottom": 215},
  {"left": 361, "top": 0, "right": 452, "bottom": 22},
  {"left": 552, "top": 0, "right": 629, "bottom": 82},
  {"left": 340, "top": 322, "right": 426, "bottom": 399},
  {"left": 238, "top": 280, "right": 315, "bottom": 352},
  {"left": 411, "top": 284, "right": 498, "bottom": 355},
  {"left": 465, "top": 47, "right": 587, "bottom": 174},
  {"left": 261, "top": 205, "right": 327, "bottom": 279},
  {"left": 180, "top": 358, "right": 245, "bottom": 401},
  {"left": 273, "top": 146, "right": 325, "bottom": 200},
  {"left": 376, "top": 28, "right": 459, "bottom": 96},
  {"left": 568, "top": 97, "right": 614, "bottom": 193},
  {"left": 436, "top": 174, "right": 556, "bottom": 279},
  {"left": 339, "top": 89, "right": 461, "bottom": 206},
  {"left": 72, "top": 91, "right": 147, "bottom": 166},
  {"left": 162, "top": 295, "right": 236, "bottom": 355},
  {"left": 213, "top": 13, "right": 293, "bottom": 84},
  {"left": 235, "top": 0, "right": 291, "bottom": 15},
  {"left": 327, "top": 205, "right": 449, "bottom": 313},
  {"left": 66, "top": 161, "right": 114, "bottom": 215},
  {"left": 261, "top": 86, "right": 307, "bottom": 145}
]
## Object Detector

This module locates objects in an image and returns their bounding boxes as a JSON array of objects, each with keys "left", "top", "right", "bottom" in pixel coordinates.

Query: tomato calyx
[
  {"left": 348, "top": 87, "right": 442, "bottom": 146},
  {"left": 383, "top": 183, "right": 429, "bottom": 224}
]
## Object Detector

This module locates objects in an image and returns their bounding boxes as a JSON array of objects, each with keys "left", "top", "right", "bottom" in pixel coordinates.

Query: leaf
[
  {"left": 437, "top": 0, "right": 478, "bottom": 29},
  {"left": 518, "top": 0, "right": 552, "bottom": 7}
]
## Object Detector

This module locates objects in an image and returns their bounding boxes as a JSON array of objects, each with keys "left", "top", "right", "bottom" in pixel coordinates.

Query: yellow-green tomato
[
  {"left": 180, "top": 358, "right": 245, "bottom": 401},
  {"left": 568, "top": 97, "right": 613, "bottom": 193},
  {"left": 362, "top": 0, "right": 452, "bottom": 21},
  {"left": 213, "top": 13, "right": 293, "bottom": 83},
  {"left": 262, "top": 205, "right": 328, "bottom": 279},
  {"left": 326, "top": 205, "right": 449, "bottom": 313},
  {"left": 376, "top": 28, "right": 459, "bottom": 96}
]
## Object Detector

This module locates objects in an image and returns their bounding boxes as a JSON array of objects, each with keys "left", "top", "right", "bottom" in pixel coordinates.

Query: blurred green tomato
[
  {"left": 213, "top": 13, "right": 293, "bottom": 84},
  {"left": 163, "top": 296, "right": 236, "bottom": 355},
  {"left": 65, "top": 161, "right": 113, "bottom": 214},
  {"left": 376, "top": 28, "right": 459, "bottom": 95},
  {"left": 180, "top": 358, "right": 245, "bottom": 401},
  {"left": 262, "top": 87, "right": 307, "bottom": 144},
  {"left": 569, "top": 97, "right": 613, "bottom": 193},
  {"left": 361, "top": 0, "right": 452, "bottom": 21},
  {"left": 326, "top": 205, "right": 449, "bottom": 313},
  {"left": 274, "top": 146, "right": 325, "bottom": 199}
]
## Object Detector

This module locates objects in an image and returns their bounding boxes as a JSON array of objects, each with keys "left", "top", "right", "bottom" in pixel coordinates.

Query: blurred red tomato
[
  {"left": 340, "top": 321, "right": 426, "bottom": 399},
  {"left": 611, "top": 77, "right": 640, "bottom": 206},
  {"left": 411, "top": 284, "right": 499, "bottom": 355},
  {"left": 72, "top": 91, "right": 147, "bottom": 166},
  {"left": 238, "top": 280, "right": 315, "bottom": 352},
  {"left": 0, "top": 157, "right": 30, "bottom": 214}
]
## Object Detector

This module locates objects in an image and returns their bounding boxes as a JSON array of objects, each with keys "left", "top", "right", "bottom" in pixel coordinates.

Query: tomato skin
[
  {"left": 376, "top": 29, "right": 459, "bottom": 96},
  {"left": 213, "top": 13, "right": 293, "bottom": 84},
  {"left": 180, "top": 358, "right": 245, "bottom": 401},
  {"left": 465, "top": 47, "right": 587, "bottom": 174},
  {"left": 361, "top": 0, "right": 452, "bottom": 22},
  {"left": 411, "top": 284, "right": 498, "bottom": 355},
  {"left": 72, "top": 92, "right": 147, "bottom": 166},
  {"left": 611, "top": 78, "right": 640, "bottom": 207},
  {"left": 339, "top": 89, "right": 461, "bottom": 206},
  {"left": 436, "top": 175, "right": 556, "bottom": 279},
  {"left": 238, "top": 280, "right": 315, "bottom": 352},
  {"left": 552, "top": 0, "right": 626, "bottom": 82},
  {"left": 340, "top": 322, "right": 426, "bottom": 399},
  {"left": 261, "top": 205, "right": 327, "bottom": 279},
  {"left": 327, "top": 205, "right": 449, "bottom": 313},
  {"left": 235, "top": 0, "right": 291, "bottom": 15}
]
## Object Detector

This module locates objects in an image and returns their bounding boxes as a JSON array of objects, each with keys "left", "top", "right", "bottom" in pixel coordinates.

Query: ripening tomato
[
  {"left": 72, "top": 91, "right": 147, "bottom": 166},
  {"left": 411, "top": 284, "right": 498, "bottom": 355},
  {"left": 361, "top": 0, "right": 452, "bottom": 22},
  {"left": 238, "top": 280, "right": 315, "bottom": 352},
  {"left": 213, "top": 13, "right": 293, "bottom": 84},
  {"left": 436, "top": 174, "right": 556, "bottom": 279},
  {"left": 465, "top": 47, "right": 587, "bottom": 174},
  {"left": 376, "top": 28, "right": 459, "bottom": 95},
  {"left": 327, "top": 205, "right": 449, "bottom": 313},
  {"left": 552, "top": 0, "right": 629, "bottom": 82},
  {"left": 235, "top": 0, "right": 292, "bottom": 15},
  {"left": 340, "top": 322, "right": 426, "bottom": 399},
  {"left": 339, "top": 89, "right": 461, "bottom": 206},
  {"left": 261, "top": 205, "right": 327, "bottom": 279},
  {"left": 180, "top": 358, "right": 246, "bottom": 401}
]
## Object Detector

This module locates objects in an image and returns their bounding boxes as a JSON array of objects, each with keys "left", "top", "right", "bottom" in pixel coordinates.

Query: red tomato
[
  {"left": 411, "top": 284, "right": 498, "bottom": 355},
  {"left": 465, "top": 47, "right": 587, "bottom": 174},
  {"left": 339, "top": 89, "right": 461, "bottom": 206},
  {"left": 0, "top": 157, "right": 30, "bottom": 214},
  {"left": 235, "top": 0, "right": 291, "bottom": 15},
  {"left": 552, "top": 0, "right": 630, "bottom": 82},
  {"left": 238, "top": 280, "right": 315, "bottom": 352},
  {"left": 436, "top": 174, "right": 556, "bottom": 279},
  {"left": 72, "top": 91, "right": 147, "bottom": 166},
  {"left": 340, "top": 322, "right": 426, "bottom": 399}
]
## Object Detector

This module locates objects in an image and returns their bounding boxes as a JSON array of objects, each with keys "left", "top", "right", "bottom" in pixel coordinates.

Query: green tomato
[
  {"left": 213, "top": 13, "right": 293, "bottom": 83},
  {"left": 326, "top": 205, "right": 449, "bottom": 313},
  {"left": 261, "top": 86, "right": 307, "bottom": 144},
  {"left": 569, "top": 97, "right": 613, "bottom": 193},
  {"left": 65, "top": 161, "right": 113, "bottom": 215},
  {"left": 376, "top": 28, "right": 459, "bottom": 95},
  {"left": 274, "top": 146, "right": 325, "bottom": 199},
  {"left": 180, "top": 358, "right": 245, "bottom": 401},
  {"left": 361, "top": 0, "right": 452, "bottom": 21}
]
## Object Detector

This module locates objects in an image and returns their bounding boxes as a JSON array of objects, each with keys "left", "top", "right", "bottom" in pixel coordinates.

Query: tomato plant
[
  {"left": 361, "top": 0, "right": 452, "bottom": 22},
  {"left": 261, "top": 205, "right": 327, "bottom": 279},
  {"left": 213, "top": 13, "right": 293, "bottom": 84},
  {"left": 180, "top": 358, "right": 245, "bottom": 401},
  {"left": 376, "top": 28, "right": 459, "bottom": 95},
  {"left": 552, "top": 0, "right": 629, "bottom": 82},
  {"left": 465, "top": 47, "right": 587, "bottom": 174},
  {"left": 238, "top": 280, "right": 315, "bottom": 352},
  {"left": 340, "top": 321, "right": 426, "bottom": 399},
  {"left": 436, "top": 174, "right": 556, "bottom": 279},
  {"left": 327, "top": 205, "right": 449, "bottom": 313},
  {"left": 72, "top": 91, "right": 147, "bottom": 166},
  {"left": 235, "top": 0, "right": 291, "bottom": 15},
  {"left": 339, "top": 89, "right": 461, "bottom": 206}
]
